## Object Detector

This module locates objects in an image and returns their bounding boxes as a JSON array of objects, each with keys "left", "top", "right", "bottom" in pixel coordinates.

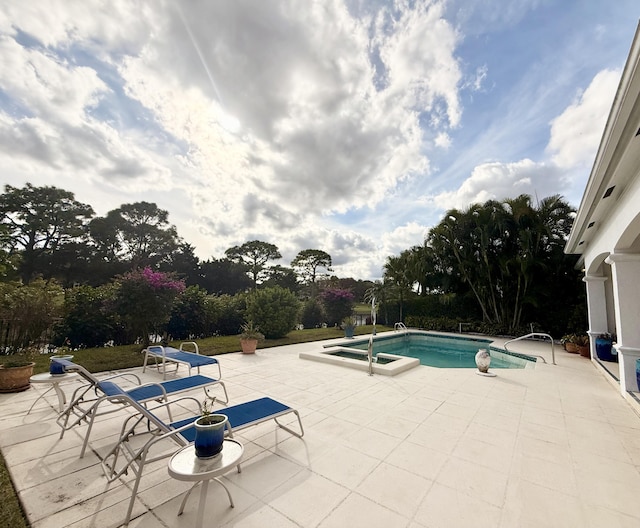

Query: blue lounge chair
[
  {"left": 142, "top": 341, "right": 222, "bottom": 379},
  {"left": 169, "top": 397, "right": 304, "bottom": 440},
  {"left": 54, "top": 358, "right": 229, "bottom": 457},
  {"left": 101, "top": 395, "right": 304, "bottom": 526}
]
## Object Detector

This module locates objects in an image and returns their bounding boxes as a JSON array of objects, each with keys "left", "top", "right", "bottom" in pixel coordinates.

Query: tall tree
[
  {"left": 90, "top": 202, "right": 180, "bottom": 269},
  {"left": 225, "top": 240, "right": 281, "bottom": 289},
  {"left": 262, "top": 265, "right": 300, "bottom": 292},
  {"left": 159, "top": 242, "right": 201, "bottom": 286},
  {"left": 383, "top": 251, "right": 414, "bottom": 322},
  {"left": 426, "top": 194, "right": 576, "bottom": 333},
  {"left": 0, "top": 183, "right": 94, "bottom": 282},
  {"left": 198, "top": 258, "right": 252, "bottom": 295},
  {"left": 291, "top": 249, "right": 332, "bottom": 294}
]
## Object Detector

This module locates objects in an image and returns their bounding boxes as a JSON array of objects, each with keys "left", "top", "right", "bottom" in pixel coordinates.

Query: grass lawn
[{"left": 1, "top": 324, "right": 390, "bottom": 524}]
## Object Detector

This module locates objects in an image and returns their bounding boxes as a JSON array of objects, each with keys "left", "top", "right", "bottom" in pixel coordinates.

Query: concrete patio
[{"left": 1, "top": 335, "right": 640, "bottom": 528}]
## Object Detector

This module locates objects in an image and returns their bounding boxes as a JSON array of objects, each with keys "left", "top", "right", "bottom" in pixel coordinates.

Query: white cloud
[
  {"left": 547, "top": 68, "right": 620, "bottom": 170},
  {"left": 0, "top": 35, "right": 107, "bottom": 125},
  {"left": 0, "top": 1, "right": 632, "bottom": 280},
  {"left": 434, "top": 132, "right": 452, "bottom": 149},
  {"left": 376, "top": 1, "right": 462, "bottom": 127},
  {"left": 0, "top": 0, "right": 156, "bottom": 52},
  {"left": 428, "top": 68, "right": 621, "bottom": 213},
  {"left": 430, "top": 158, "right": 565, "bottom": 210},
  {"left": 112, "top": 0, "right": 463, "bottom": 251}
]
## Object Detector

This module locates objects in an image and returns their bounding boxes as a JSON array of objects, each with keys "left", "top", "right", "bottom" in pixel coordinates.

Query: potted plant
[
  {"left": 239, "top": 321, "right": 265, "bottom": 354},
  {"left": 563, "top": 334, "right": 579, "bottom": 354},
  {"left": 595, "top": 333, "right": 617, "bottom": 362},
  {"left": 574, "top": 334, "right": 590, "bottom": 357},
  {"left": 0, "top": 348, "right": 36, "bottom": 393},
  {"left": 342, "top": 316, "right": 356, "bottom": 338},
  {"left": 194, "top": 397, "right": 228, "bottom": 458}
]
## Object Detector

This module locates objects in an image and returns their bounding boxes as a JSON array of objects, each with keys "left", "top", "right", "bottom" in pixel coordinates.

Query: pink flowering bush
[
  {"left": 320, "top": 287, "right": 355, "bottom": 326},
  {"left": 115, "top": 267, "right": 185, "bottom": 345},
  {"left": 140, "top": 267, "right": 185, "bottom": 292}
]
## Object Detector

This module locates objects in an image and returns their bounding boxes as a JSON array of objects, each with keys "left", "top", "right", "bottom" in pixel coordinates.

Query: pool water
[{"left": 338, "top": 333, "right": 534, "bottom": 369}]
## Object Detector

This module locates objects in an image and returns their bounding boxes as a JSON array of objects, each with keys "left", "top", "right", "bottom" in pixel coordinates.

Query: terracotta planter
[
  {"left": 565, "top": 342, "right": 579, "bottom": 354},
  {"left": 0, "top": 362, "right": 35, "bottom": 393},
  {"left": 577, "top": 345, "right": 590, "bottom": 357},
  {"left": 240, "top": 338, "right": 258, "bottom": 354}
]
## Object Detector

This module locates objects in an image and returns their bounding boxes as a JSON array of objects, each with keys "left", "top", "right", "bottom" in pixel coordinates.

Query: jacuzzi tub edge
[{"left": 299, "top": 347, "right": 420, "bottom": 376}]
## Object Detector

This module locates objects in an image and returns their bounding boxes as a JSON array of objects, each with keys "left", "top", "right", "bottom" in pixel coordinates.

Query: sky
[{"left": 0, "top": 1, "right": 638, "bottom": 281}]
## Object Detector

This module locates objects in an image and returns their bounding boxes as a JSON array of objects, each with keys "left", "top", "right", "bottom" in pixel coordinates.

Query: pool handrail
[
  {"left": 503, "top": 332, "right": 555, "bottom": 365},
  {"left": 394, "top": 322, "right": 407, "bottom": 331}
]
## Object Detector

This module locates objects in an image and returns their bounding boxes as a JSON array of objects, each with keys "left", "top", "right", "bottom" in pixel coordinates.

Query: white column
[
  {"left": 583, "top": 275, "right": 608, "bottom": 359},
  {"left": 605, "top": 253, "right": 640, "bottom": 392}
]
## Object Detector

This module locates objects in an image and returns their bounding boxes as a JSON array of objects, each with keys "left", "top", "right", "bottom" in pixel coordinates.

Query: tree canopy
[
  {"left": 225, "top": 240, "right": 282, "bottom": 289},
  {"left": 426, "top": 194, "right": 578, "bottom": 333},
  {"left": 0, "top": 184, "right": 94, "bottom": 282},
  {"left": 91, "top": 201, "right": 180, "bottom": 269},
  {"left": 291, "top": 249, "right": 332, "bottom": 287}
]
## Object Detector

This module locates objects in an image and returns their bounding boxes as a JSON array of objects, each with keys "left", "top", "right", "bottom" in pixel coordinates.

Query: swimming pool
[{"left": 328, "top": 332, "right": 536, "bottom": 369}]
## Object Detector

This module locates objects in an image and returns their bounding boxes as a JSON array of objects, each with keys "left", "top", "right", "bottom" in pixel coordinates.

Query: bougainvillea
[
  {"left": 319, "top": 287, "right": 355, "bottom": 326},
  {"left": 115, "top": 267, "right": 185, "bottom": 345},
  {"left": 140, "top": 267, "right": 185, "bottom": 292}
]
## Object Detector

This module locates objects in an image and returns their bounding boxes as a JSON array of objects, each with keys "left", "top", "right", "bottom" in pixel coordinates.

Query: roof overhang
[{"left": 565, "top": 21, "right": 640, "bottom": 263}]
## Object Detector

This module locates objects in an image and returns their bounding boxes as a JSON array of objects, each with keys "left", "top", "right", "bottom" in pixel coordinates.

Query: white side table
[
  {"left": 168, "top": 439, "right": 244, "bottom": 528},
  {"left": 28, "top": 372, "right": 79, "bottom": 413}
]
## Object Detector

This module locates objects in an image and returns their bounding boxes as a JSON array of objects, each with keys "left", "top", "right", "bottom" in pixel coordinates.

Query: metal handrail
[
  {"left": 503, "top": 332, "right": 555, "bottom": 365},
  {"left": 394, "top": 322, "right": 407, "bottom": 331},
  {"left": 367, "top": 335, "right": 374, "bottom": 376}
]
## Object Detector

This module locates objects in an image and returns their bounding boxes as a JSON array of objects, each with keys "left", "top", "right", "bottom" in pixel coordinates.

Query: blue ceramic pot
[
  {"left": 595, "top": 338, "right": 616, "bottom": 362},
  {"left": 49, "top": 355, "right": 73, "bottom": 375},
  {"left": 344, "top": 326, "right": 355, "bottom": 338},
  {"left": 636, "top": 359, "right": 640, "bottom": 391},
  {"left": 194, "top": 414, "right": 227, "bottom": 458}
]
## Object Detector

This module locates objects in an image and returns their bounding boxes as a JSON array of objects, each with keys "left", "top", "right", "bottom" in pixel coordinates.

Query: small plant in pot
[
  {"left": 194, "top": 397, "right": 228, "bottom": 458},
  {"left": 563, "top": 334, "right": 579, "bottom": 353},
  {"left": 574, "top": 334, "right": 590, "bottom": 357},
  {"left": 239, "top": 321, "right": 265, "bottom": 354},
  {"left": 342, "top": 316, "right": 356, "bottom": 339},
  {"left": 595, "top": 332, "right": 617, "bottom": 362}
]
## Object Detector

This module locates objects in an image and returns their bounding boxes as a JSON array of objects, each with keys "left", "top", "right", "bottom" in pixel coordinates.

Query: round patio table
[
  {"left": 28, "top": 372, "right": 78, "bottom": 413},
  {"left": 167, "top": 439, "right": 243, "bottom": 528}
]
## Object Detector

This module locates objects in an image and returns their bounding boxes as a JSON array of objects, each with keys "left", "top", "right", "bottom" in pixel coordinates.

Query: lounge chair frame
[
  {"left": 54, "top": 359, "right": 228, "bottom": 457},
  {"left": 142, "top": 341, "right": 222, "bottom": 380},
  {"left": 101, "top": 396, "right": 304, "bottom": 526}
]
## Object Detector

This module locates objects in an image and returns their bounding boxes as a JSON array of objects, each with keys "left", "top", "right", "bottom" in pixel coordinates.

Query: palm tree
[{"left": 383, "top": 252, "right": 414, "bottom": 322}]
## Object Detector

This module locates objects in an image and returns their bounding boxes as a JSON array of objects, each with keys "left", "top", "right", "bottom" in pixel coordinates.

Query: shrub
[
  {"left": 245, "top": 286, "right": 301, "bottom": 339},
  {"left": 319, "top": 287, "right": 354, "bottom": 326},
  {"left": 114, "top": 267, "right": 185, "bottom": 345},
  {"left": 56, "top": 284, "right": 119, "bottom": 348},
  {"left": 300, "top": 299, "right": 325, "bottom": 328},
  {"left": 0, "top": 279, "right": 64, "bottom": 353},
  {"left": 167, "top": 286, "right": 209, "bottom": 339},
  {"left": 206, "top": 294, "right": 244, "bottom": 336}
]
